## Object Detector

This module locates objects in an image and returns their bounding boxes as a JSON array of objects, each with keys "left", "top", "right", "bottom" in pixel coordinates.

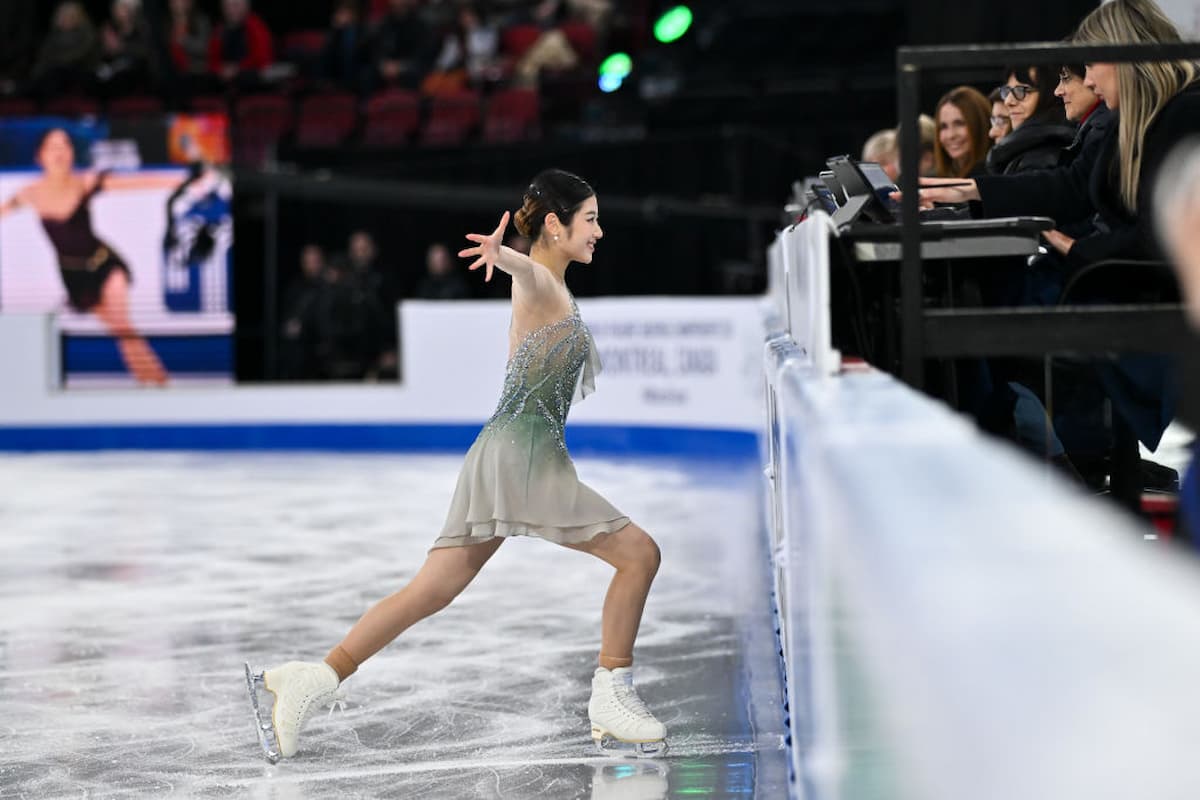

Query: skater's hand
[{"left": 460, "top": 211, "right": 509, "bottom": 283}]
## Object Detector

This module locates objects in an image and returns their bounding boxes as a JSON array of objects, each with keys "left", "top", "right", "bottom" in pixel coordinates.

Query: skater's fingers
[
  {"left": 458, "top": 246, "right": 478, "bottom": 258},
  {"left": 493, "top": 211, "right": 510, "bottom": 236},
  {"left": 464, "top": 233, "right": 485, "bottom": 243},
  {"left": 485, "top": 261, "right": 493, "bottom": 282},
  {"left": 468, "top": 257, "right": 486, "bottom": 271}
]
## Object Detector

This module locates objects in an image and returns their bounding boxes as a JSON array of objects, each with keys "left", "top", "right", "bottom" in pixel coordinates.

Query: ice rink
[{"left": 0, "top": 452, "right": 787, "bottom": 799}]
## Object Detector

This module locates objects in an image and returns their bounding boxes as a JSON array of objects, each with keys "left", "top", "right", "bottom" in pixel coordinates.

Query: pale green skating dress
[{"left": 432, "top": 296, "right": 630, "bottom": 548}]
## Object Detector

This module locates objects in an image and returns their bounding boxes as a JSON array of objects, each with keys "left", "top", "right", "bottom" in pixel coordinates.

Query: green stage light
[
  {"left": 654, "top": 5, "right": 693, "bottom": 43},
  {"left": 599, "top": 52, "right": 633, "bottom": 80}
]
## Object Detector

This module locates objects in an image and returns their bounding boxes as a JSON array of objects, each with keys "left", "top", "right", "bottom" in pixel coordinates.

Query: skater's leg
[
  {"left": 328, "top": 537, "right": 504, "bottom": 678},
  {"left": 564, "top": 523, "right": 660, "bottom": 669},
  {"left": 93, "top": 270, "right": 167, "bottom": 385}
]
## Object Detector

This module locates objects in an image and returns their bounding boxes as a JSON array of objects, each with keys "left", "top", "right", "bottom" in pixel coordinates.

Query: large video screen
[{"left": 0, "top": 114, "right": 233, "bottom": 388}]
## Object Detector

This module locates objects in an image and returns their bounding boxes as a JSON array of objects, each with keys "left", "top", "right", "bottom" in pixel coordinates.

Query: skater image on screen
[
  {"left": 245, "top": 169, "right": 668, "bottom": 762},
  {"left": 0, "top": 128, "right": 182, "bottom": 385}
]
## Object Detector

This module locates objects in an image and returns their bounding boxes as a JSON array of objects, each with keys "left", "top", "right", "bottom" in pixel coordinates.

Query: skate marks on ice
[{"left": 0, "top": 453, "right": 785, "bottom": 798}]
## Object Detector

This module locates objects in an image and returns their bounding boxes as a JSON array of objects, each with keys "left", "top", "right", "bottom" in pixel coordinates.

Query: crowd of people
[
  {"left": 277, "top": 228, "right": 530, "bottom": 381},
  {"left": 0, "top": 0, "right": 615, "bottom": 101},
  {"left": 848, "top": 0, "right": 1200, "bottom": 510}
]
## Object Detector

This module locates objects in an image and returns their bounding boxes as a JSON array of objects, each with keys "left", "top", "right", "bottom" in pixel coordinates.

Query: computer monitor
[{"left": 826, "top": 155, "right": 900, "bottom": 224}]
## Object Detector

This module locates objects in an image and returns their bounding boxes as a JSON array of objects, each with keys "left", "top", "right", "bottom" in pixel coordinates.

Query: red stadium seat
[
  {"left": 559, "top": 21, "right": 597, "bottom": 64},
  {"left": 361, "top": 88, "right": 421, "bottom": 148},
  {"left": 108, "top": 95, "right": 165, "bottom": 117},
  {"left": 420, "top": 90, "right": 481, "bottom": 147},
  {"left": 294, "top": 91, "right": 357, "bottom": 148},
  {"left": 0, "top": 97, "right": 37, "bottom": 117},
  {"left": 43, "top": 95, "right": 100, "bottom": 118},
  {"left": 482, "top": 88, "right": 540, "bottom": 144},
  {"left": 233, "top": 93, "right": 294, "bottom": 165},
  {"left": 501, "top": 24, "right": 543, "bottom": 60},
  {"left": 368, "top": 0, "right": 390, "bottom": 21}
]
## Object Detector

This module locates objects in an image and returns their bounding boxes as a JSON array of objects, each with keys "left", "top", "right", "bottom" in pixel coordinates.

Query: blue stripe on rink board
[
  {"left": 0, "top": 424, "right": 759, "bottom": 457},
  {"left": 64, "top": 335, "right": 232, "bottom": 374}
]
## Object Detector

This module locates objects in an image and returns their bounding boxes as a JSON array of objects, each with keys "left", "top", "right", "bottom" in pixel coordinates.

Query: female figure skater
[
  {"left": 0, "top": 128, "right": 178, "bottom": 385},
  {"left": 246, "top": 169, "right": 667, "bottom": 761}
]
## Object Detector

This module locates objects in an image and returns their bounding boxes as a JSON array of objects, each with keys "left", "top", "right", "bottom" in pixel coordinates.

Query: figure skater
[
  {"left": 245, "top": 169, "right": 668, "bottom": 761},
  {"left": 0, "top": 127, "right": 182, "bottom": 385}
]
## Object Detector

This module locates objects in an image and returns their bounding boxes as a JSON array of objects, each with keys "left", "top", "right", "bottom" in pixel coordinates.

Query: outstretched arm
[
  {"left": 90, "top": 171, "right": 187, "bottom": 192},
  {"left": 460, "top": 211, "right": 553, "bottom": 294},
  {"left": 0, "top": 187, "right": 30, "bottom": 219}
]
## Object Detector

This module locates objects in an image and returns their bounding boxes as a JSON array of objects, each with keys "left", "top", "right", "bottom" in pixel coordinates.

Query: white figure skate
[
  {"left": 588, "top": 667, "right": 668, "bottom": 757},
  {"left": 590, "top": 761, "right": 670, "bottom": 800},
  {"left": 244, "top": 661, "right": 341, "bottom": 761}
]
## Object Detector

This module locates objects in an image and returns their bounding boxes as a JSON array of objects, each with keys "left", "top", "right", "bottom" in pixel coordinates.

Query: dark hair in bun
[{"left": 513, "top": 169, "right": 594, "bottom": 240}]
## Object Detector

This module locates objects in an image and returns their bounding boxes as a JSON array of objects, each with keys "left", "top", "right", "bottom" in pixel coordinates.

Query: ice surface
[{"left": 0, "top": 452, "right": 786, "bottom": 798}]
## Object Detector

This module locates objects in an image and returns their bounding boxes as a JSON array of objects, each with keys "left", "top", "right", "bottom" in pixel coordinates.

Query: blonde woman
[{"left": 917, "top": 0, "right": 1200, "bottom": 269}]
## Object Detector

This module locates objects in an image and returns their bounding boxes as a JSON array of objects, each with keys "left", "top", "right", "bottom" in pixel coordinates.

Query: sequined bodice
[{"left": 483, "top": 299, "right": 595, "bottom": 453}]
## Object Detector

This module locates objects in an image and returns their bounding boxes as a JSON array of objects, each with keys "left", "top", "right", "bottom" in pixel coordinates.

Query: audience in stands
[
  {"left": 423, "top": 3, "right": 503, "bottom": 93},
  {"left": 166, "top": 0, "right": 212, "bottom": 77},
  {"left": 207, "top": 0, "right": 274, "bottom": 83},
  {"left": 986, "top": 65, "right": 1075, "bottom": 176},
  {"left": 369, "top": 0, "right": 438, "bottom": 91},
  {"left": 280, "top": 243, "right": 327, "bottom": 380},
  {"left": 932, "top": 86, "right": 992, "bottom": 179},
  {"left": 987, "top": 87, "right": 1011, "bottom": 142},
  {"left": 31, "top": 2, "right": 99, "bottom": 97},
  {"left": 511, "top": 0, "right": 579, "bottom": 87},
  {"left": 320, "top": 0, "right": 371, "bottom": 90},
  {"left": 98, "top": 0, "right": 157, "bottom": 93},
  {"left": 415, "top": 242, "right": 471, "bottom": 299}
]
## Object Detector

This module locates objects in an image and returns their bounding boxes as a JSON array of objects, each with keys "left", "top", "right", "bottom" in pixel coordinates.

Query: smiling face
[
  {"left": 1004, "top": 72, "right": 1040, "bottom": 130},
  {"left": 557, "top": 195, "right": 602, "bottom": 264},
  {"left": 1084, "top": 63, "right": 1119, "bottom": 110},
  {"left": 989, "top": 101, "right": 1011, "bottom": 141},
  {"left": 36, "top": 129, "right": 75, "bottom": 176},
  {"left": 937, "top": 102, "right": 971, "bottom": 165},
  {"left": 1055, "top": 67, "right": 1099, "bottom": 122}
]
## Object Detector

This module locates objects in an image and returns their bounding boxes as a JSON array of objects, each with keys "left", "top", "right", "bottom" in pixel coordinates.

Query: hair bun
[{"left": 513, "top": 200, "right": 535, "bottom": 237}]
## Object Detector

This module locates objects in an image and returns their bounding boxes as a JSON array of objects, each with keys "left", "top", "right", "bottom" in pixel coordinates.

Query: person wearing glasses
[
  {"left": 932, "top": 85, "right": 993, "bottom": 179},
  {"left": 987, "top": 86, "right": 1012, "bottom": 143},
  {"left": 911, "top": 0, "right": 1200, "bottom": 486},
  {"left": 985, "top": 65, "right": 1075, "bottom": 176}
]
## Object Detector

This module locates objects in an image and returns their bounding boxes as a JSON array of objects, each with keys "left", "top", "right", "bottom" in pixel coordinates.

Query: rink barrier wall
[
  {"left": 766, "top": 214, "right": 1200, "bottom": 800},
  {"left": 0, "top": 423, "right": 757, "bottom": 458},
  {"left": 0, "top": 298, "right": 764, "bottom": 454}
]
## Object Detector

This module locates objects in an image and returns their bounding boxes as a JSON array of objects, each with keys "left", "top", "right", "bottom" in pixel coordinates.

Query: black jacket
[
  {"left": 976, "top": 83, "right": 1200, "bottom": 268},
  {"left": 1060, "top": 102, "right": 1113, "bottom": 167},
  {"left": 985, "top": 111, "right": 1076, "bottom": 175}
]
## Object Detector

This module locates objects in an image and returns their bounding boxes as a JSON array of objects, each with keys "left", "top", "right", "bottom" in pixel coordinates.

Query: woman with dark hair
[
  {"left": 987, "top": 86, "right": 1012, "bottom": 143},
  {"left": 0, "top": 128, "right": 182, "bottom": 385},
  {"left": 933, "top": 85, "right": 993, "bottom": 178},
  {"left": 246, "top": 169, "right": 668, "bottom": 763},
  {"left": 986, "top": 65, "right": 1076, "bottom": 175}
]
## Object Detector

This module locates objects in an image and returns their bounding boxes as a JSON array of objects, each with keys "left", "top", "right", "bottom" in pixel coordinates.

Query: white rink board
[{"left": 0, "top": 297, "right": 762, "bottom": 430}]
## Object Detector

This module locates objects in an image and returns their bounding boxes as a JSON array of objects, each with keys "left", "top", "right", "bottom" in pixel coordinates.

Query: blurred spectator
[
  {"left": 422, "top": 3, "right": 502, "bottom": 94},
  {"left": 513, "top": 0, "right": 579, "bottom": 87},
  {"left": 932, "top": 85, "right": 992, "bottom": 179},
  {"left": 320, "top": 0, "right": 370, "bottom": 90},
  {"left": 98, "top": 0, "right": 157, "bottom": 93},
  {"left": 986, "top": 65, "right": 1074, "bottom": 176},
  {"left": 0, "top": 1, "right": 36, "bottom": 89},
  {"left": 207, "top": 0, "right": 274, "bottom": 83},
  {"left": 862, "top": 128, "right": 899, "bottom": 181},
  {"left": 342, "top": 230, "right": 398, "bottom": 377},
  {"left": 280, "top": 243, "right": 326, "bottom": 380},
  {"left": 1055, "top": 62, "right": 1108, "bottom": 160},
  {"left": 30, "top": 2, "right": 99, "bottom": 97},
  {"left": 369, "top": 0, "right": 437, "bottom": 91},
  {"left": 416, "top": 242, "right": 470, "bottom": 299},
  {"left": 304, "top": 258, "right": 390, "bottom": 381},
  {"left": 988, "top": 86, "right": 1012, "bottom": 142},
  {"left": 166, "top": 0, "right": 212, "bottom": 76},
  {"left": 566, "top": 0, "right": 613, "bottom": 33}
]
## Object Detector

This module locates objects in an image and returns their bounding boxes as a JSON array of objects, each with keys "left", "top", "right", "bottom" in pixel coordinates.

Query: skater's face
[
  {"left": 37, "top": 130, "right": 75, "bottom": 176},
  {"left": 557, "top": 195, "right": 602, "bottom": 264}
]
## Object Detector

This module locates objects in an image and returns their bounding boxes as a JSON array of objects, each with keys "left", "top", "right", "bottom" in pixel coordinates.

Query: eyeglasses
[
  {"left": 999, "top": 84, "right": 1037, "bottom": 102},
  {"left": 990, "top": 115, "right": 1011, "bottom": 127}
]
